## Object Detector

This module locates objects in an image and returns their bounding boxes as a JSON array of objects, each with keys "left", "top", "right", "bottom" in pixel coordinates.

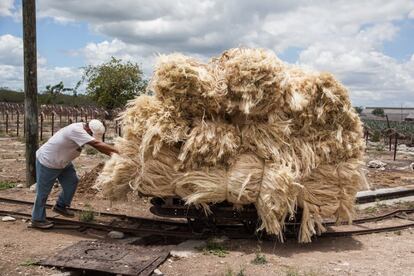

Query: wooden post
[
  {"left": 51, "top": 112, "right": 55, "bottom": 135},
  {"left": 40, "top": 113, "right": 43, "bottom": 141},
  {"left": 23, "top": 0, "right": 39, "bottom": 187},
  {"left": 5, "top": 112, "right": 9, "bottom": 134},
  {"left": 393, "top": 135, "right": 398, "bottom": 161},
  {"left": 16, "top": 111, "right": 20, "bottom": 136},
  {"left": 389, "top": 136, "right": 392, "bottom": 151},
  {"left": 75, "top": 111, "right": 78, "bottom": 122}
]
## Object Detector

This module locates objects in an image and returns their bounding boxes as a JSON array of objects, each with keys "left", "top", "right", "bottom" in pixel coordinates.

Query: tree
[
  {"left": 372, "top": 108, "right": 385, "bottom": 117},
  {"left": 354, "top": 106, "right": 363, "bottom": 115},
  {"left": 81, "top": 57, "right": 147, "bottom": 110},
  {"left": 44, "top": 81, "right": 65, "bottom": 104}
]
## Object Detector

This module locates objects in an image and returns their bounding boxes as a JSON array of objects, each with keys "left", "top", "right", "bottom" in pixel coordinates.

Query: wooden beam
[{"left": 23, "top": 0, "right": 39, "bottom": 187}]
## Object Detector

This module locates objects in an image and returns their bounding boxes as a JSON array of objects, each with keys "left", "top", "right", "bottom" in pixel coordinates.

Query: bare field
[{"left": 1, "top": 137, "right": 414, "bottom": 276}]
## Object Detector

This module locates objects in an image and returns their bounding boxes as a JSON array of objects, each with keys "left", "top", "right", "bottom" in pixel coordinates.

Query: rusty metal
[
  {"left": 150, "top": 197, "right": 258, "bottom": 221},
  {"left": 1, "top": 196, "right": 414, "bottom": 241},
  {"left": 322, "top": 222, "right": 414, "bottom": 237},
  {"left": 355, "top": 188, "right": 414, "bottom": 204},
  {"left": 39, "top": 240, "right": 169, "bottom": 276}
]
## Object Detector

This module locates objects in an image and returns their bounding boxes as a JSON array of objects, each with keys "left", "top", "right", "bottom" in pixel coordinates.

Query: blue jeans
[{"left": 32, "top": 159, "right": 79, "bottom": 222}]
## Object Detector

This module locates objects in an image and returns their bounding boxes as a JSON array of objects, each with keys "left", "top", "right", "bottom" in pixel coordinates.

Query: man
[{"left": 31, "top": 119, "right": 118, "bottom": 229}]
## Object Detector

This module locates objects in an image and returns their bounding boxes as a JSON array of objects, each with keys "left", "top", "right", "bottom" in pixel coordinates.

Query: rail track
[{"left": 1, "top": 196, "right": 414, "bottom": 241}]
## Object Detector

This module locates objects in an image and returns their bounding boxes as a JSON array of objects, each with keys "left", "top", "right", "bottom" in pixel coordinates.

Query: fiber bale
[
  {"left": 178, "top": 119, "right": 241, "bottom": 169},
  {"left": 133, "top": 145, "right": 180, "bottom": 197},
  {"left": 98, "top": 47, "right": 366, "bottom": 243},
  {"left": 226, "top": 153, "right": 264, "bottom": 205},
  {"left": 119, "top": 95, "right": 189, "bottom": 157},
  {"left": 174, "top": 169, "right": 227, "bottom": 211},
  {"left": 100, "top": 154, "right": 139, "bottom": 201},
  {"left": 151, "top": 53, "right": 222, "bottom": 117},
  {"left": 297, "top": 159, "right": 364, "bottom": 242},
  {"left": 213, "top": 48, "right": 285, "bottom": 115},
  {"left": 93, "top": 137, "right": 141, "bottom": 198},
  {"left": 255, "top": 162, "right": 301, "bottom": 240},
  {"left": 173, "top": 153, "right": 264, "bottom": 210}
]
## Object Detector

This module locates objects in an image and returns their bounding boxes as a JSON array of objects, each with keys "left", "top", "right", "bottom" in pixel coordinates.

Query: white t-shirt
[{"left": 36, "top": 123, "right": 95, "bottom": 169}]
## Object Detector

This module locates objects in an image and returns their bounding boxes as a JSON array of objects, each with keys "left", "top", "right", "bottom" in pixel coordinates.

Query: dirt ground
[{"left": 1, "top": 137, "right": 414, "bottom": 276}]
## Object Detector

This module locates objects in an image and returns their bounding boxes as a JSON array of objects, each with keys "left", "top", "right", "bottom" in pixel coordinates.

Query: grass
[
  {"left": 19, "top": 259, "right": 37, "bottom": 266},
  {"left": 0, "top": 181, "right": 16, "bottom": 190},
  {"left": 79, "top": 204, "right": 95, "bottom": 222},
  {"left": 251, "top": 252, "right": 267, "bottom": 265},
  {"left": 285, "top": 267, "right": 300, "bottom": 276},
  {"left": 375, "top": 143, "right": 385, "bottom": 152},
  {"left": 225, "top": 267, "right": 245, "bottom": 276},
  {"left": 284, "top": 266, "right": 326, "bottom": 276},
  {"left": 402, "top": 201, "right": 414, "bottom": 209},
  {"left": 364, "top": 206, "right": 378, "bottom": 214},
  {"left": 198, "top": 239, "right": 229, "bottom": 257}
]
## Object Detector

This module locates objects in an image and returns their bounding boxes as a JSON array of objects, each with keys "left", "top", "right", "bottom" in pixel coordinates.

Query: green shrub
[
  {"left": 79, "top": 204, "right": 95, "bottom": 222},
  {"left": 0, "top": 181, "right": 16, "bottom": 190},
  {"left": 371, "top": 130, "right": 381, "bottom": 142},
  {"left": 198, "top": 239, "right": 229, "bottom": 257},
  {"left": 251, "top": 252, "right": 267, "bottom": 265}
]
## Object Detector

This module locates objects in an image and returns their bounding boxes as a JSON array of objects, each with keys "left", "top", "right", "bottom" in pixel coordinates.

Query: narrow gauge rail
[{"left": 1, "top": 196, "right": 414, "bottom": 240}]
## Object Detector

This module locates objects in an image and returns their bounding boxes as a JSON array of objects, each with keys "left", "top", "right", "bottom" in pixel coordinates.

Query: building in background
[{"left": 361, "top": 107, "right": 414, "bottom": 122}]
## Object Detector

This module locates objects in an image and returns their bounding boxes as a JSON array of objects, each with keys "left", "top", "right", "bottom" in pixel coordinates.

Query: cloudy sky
[{"left": 0, "top": 0, "right": 413, "bottom": 107}]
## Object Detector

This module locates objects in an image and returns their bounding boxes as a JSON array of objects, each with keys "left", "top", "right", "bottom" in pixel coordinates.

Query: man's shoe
[
  {"left": 52, "top": 204, "right": 75, "bottom": 217},
  {"left": 30, "top": 220, "right": 54, "bottom": 229}
]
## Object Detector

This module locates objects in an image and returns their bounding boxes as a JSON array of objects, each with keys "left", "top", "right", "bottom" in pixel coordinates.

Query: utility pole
[{"left": 23, "top": 0, "right": 38, "bottom": 187}]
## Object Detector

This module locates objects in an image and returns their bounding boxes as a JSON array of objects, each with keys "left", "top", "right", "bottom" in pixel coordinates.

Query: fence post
[
  {"left": 51, "top": 112, "right": 55, "bottom": 136},
  {"left": 393, "top": 135, "right": 398, "bottom": 161},
  {"left": 5, "top": 112, "right": 9, "bottom": 134},
  {"left": 59, "top": 112, "right": 62, "bottom": 128},
  {"left": 16, "top": 111, "right": 20, "bottom": 136},
  {"left": 75, "top": 111, "right": 78, "bottom": 122},
  {"left": 389, "top": 136, "right": 392, "bottom": 151},
  {"left": 40, "top": 113, "right": 43, "bottom": 141}
]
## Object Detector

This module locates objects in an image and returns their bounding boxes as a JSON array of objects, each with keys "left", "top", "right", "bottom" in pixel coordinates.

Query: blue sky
[{"left": 0, "top": 0, "right": 413, "bottom": 107}]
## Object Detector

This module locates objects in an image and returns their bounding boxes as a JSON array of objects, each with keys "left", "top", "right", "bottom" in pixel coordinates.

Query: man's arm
[{"left": 87, "top": 140, "right": 119, "bottom": 156}]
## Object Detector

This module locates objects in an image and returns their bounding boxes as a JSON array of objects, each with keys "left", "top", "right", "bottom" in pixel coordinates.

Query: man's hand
[{"left": 87, "top": 140, "right": 119, "bottom": 156}]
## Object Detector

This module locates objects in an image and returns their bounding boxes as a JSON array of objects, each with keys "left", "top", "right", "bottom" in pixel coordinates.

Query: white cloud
[
  {"left": 0, "top": 34, "right": 23, "bottom": 66},
  {"left": 38, "top": 66, "right": 82, "bottom": 91},
  {"left": 3, "top": 1, "right": 414, "bottom": 106},
  {"left": 0, "top": 65, "right": 23, "bottom": 88},
  {"left": 298, "top": 23, "right": 414, "bottom": 106},
  {"left": 0, "top": 0, "right": 14, "bottom": 17},
  {"left": 0, "top": 34, "right": 81, "bottom": 91}
]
